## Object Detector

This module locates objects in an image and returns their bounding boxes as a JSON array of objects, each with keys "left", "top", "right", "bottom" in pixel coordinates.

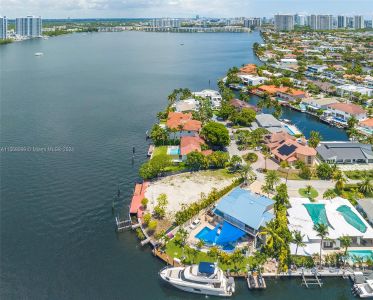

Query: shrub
[
  {"left": 141, "top": 197, "right": 149, "bottom": 209},
  {"left": 316, "top": 163, "right": 333, "bottom": 180},
  {"left": 136, "top": 228, "right": 145, "bottom": 240},
  {"left": 299, "top": 166, "right": 312, "bottom": 179},
  {"left": 143, "top": 213, "right": 152, "bottom": 225},
  {"left": 148, "top": 220, "right": 158, "bottom": 232},
  {"left": 244, "top": 152, "right": 258, "bottom": 163}
]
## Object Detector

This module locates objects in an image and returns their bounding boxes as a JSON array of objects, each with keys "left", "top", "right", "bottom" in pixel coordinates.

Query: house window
[
  {"left": 307, "top": 156, "right": 312, "bottom": 165},
  {"left": 323, "top": 241, "right": 333, "bottom": 249}
]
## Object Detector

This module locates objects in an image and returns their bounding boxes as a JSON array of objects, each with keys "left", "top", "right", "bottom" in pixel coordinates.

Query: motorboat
[
  {"left": 34, "top": 52, "right": 44, "bottom": 56},
  {"left": 352, "top": 279, "right": 373, "bottom": 298},
  {"left": 159, "top": 262, "right": 235, "bottom": 297}
]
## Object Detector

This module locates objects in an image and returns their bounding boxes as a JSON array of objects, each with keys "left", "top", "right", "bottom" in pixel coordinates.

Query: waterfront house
[
  {"left": 166, "top": 112, "right": 202, "bottom": 139},
  {"left": 288, "top": 197, "right": 373, "bottom": 256},
  {"left": 325, "top": 103, "right": 367, "bottom": 122},
  {"left": 263, "top": 130, "right": 295, "bottom": 149},
  {"left": 336, "top": 84, "right": 373, "bottom": 97},
  {"left": 193, "top": 89, "right": 222, "bottom": 109},
  {"left": 256, "top": 85, "right": 288, "bottom": 96},
  {"left": 265, "top": 135, "right": 317, "bottom": 166},
  {"left": 316, "top": 141, "right": 373, "bottom": 164},
  {"left": 230, "top": 99, "right": 259, "bottom": 112},
  {"left": 255, "top": 114, "right": 284, "bottom": 133},
  {"left": 239, "top": 64, "right": 257, "bottom": 75},
  {"left": 276, "top": 88, "right": 306, "bottom": 102},
  {"left": 359, "top": 118, "right": 373, "bottom": 135},
  {"left": 173, "top": 98, "right": 199, "bottom": 112},
  {"left": 179, "top": 136, "right": 212, "bottom": 161},
  {"left": 301, "top": 97, "right": 340, "bottom": 111},
  {"left": 238, "top": 74, "right": 267, "bottom": 86},
  {"left": 280, "top": 58, "right": 297, "bottom": 65},
  {"left": 213, "top": 188, "right": 274, "bottom": 247}
]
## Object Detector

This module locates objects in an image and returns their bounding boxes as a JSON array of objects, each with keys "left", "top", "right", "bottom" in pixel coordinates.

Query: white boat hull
[{"left": 166, "top": 281, "right": 232, "bottom": 297}]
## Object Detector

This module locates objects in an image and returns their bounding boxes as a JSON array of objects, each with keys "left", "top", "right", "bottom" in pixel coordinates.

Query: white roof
[
  {"left": 288, "top": 197, "right": 373, "bottom": 241},
  {"left": 193, "top": 89, "right": 221, "bottom": 98}
]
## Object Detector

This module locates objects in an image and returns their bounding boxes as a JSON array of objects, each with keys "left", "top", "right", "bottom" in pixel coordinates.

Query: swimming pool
[
  {"left": 284, "top": 124, "right": 296, "bottom": 136},
  {"left": 195, "top": 226, "right": 211, "bottom": 240},
  {"left": 167, "top": 146, "right": 180, "bottom": 156},
  {"left": 348, "top": 250, "right": 373, "bottom": 261},
  {"left": 304, "top": 203, "right": 333, "bottom": 228},
  {"left": 337, "top": 205, "right": 367, "bottom": 233}
]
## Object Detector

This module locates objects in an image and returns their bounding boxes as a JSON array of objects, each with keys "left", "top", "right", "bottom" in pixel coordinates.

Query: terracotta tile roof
[
  {"left": 327, "top": 103, "right": 366, "bottom": 115},
  {"left": 257, "top": 85, "right": 288, "bottom": 95},
  {"left": 166, "top": 112, "right": 201, "bottom": 131},
  {"left": 180, "top": 136, "right": 206, "bottom": 156},
  {"left": 271, "top": 139, "right": 316, "bottom": 162},
  {"left": 239, "top": 64, "right": 257, "bottom": 74},
  {"left": 360, "top": 118, "right": 373, "bottom": 127},
  {"left": 264, "top": 131, "right": 295, "bottom": 149}
]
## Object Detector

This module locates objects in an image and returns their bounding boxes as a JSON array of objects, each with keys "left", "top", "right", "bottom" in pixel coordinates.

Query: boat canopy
[
  {"left": 215, "top": 221, "right": 246, "bottom": 245},
  {"left": 198, "top": 262, "right": 215, "bottom": 275}
]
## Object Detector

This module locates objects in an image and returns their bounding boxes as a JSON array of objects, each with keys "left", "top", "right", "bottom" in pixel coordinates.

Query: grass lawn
[
  {"left": 299, "top": 187, "right": 319, "bottom": 199},
  {"left": 165, "top": 238, "right": 251, "bottom": 272},
  {"left": 153, "top": 146, "right": 168, "bottom": 157}
]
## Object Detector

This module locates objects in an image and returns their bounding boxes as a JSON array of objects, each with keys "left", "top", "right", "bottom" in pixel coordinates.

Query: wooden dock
[{"left": 247, "top": 272, "right": 266, "bottom": 289}]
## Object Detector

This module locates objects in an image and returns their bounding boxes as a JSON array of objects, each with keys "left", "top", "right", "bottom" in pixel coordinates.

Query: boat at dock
[
  {"left": 159, "top": 262, "right": 235, "bottom": 297},
  {"left": 352, "top": 280, "right": 373, "bottom": 298}
]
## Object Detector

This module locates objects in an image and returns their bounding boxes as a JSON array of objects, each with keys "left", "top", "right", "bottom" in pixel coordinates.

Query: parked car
[{"left": 189, "top": 218, "right": 200, "bottom": 230}]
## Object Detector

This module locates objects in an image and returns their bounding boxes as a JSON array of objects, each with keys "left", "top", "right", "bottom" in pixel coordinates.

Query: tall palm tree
[
  {"left": 332, "top": 170, "right": 347, "bottom": 192},
  {"left": 280, "top": 161, "right": 290, "bottom": 184},
  {"left": 313, "top": 223, "right": 329, "bottom": 267},
  {"left": 293, "top": 230, "right": 306, "bottom": 255},
  {"left": 239, "top": 164, "right": 254, "bottom": 186},
  {"left": 305, "top": 184, "right": 313, "bottom": 196},
  {"left": 339, "top": 235, "right": 352, "bottom": 265},
  {"left": 259, "top": 221, "right": 284, "bottom": 252},
  {"left": 265, "top": 170, "right": 280, "bottom": 191},
  {"left": 262, "top": 148, "right": 271, "bottom": 171},
  {"left": 358, "top": 177, "right": 373, "bottom": 195}
]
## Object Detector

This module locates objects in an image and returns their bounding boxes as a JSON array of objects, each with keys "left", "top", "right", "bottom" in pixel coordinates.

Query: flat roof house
[
  {"left": 288, "top": 197, "right": 373, "bottom": 256},
  {"left": 255, "top": 114, "right": 284, "bottom": 133},
  {"left": 193, "top": 89, "right": 222, "bottom": 109},
  {"left": 336, "top": 84, "right": 373, "bottom": 97},
  {"left": 238, "top": 74, "right": 267, "bottom": 86},
  {"left": 317, "top": 141, "right": 373, "bottom": 164},
  {"left": 213, "top": 188, "right": 274, "bottom": 247},
  {"left": 326, "top": 102, "right": 367, "bottom": 122},
  {"left": 301, "top": 97, "right": 340, "bottom": 111}
]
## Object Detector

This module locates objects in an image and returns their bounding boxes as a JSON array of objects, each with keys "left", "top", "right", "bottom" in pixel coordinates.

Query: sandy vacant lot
[{"left": 145, "top": 170, "right": 236, "bottom": 220}]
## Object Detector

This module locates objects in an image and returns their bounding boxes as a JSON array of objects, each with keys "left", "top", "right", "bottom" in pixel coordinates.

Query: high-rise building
[
  {"left": 244, "top": 17, "right": 262, "bottom": 28},
  {"left": 0, "top": 16, "right": 7, "bottom": 39},
  {"left": 317, "top": 15, "right": 333, "bottom": 30},
  {"left": 337, "top": 15, "right": 347, "bottom": 28},
  {"left": 16, "top": 16, "right": 42, "bottom": 37},
  {"left": 347, "top": 16, "right": 354, "bottom": 28},
  {"left": 274, "top": 14, "right": 294, "bottom": 31},
  {"left": 354, "top": 15, "right": 365, "bottom": 29},
  {"left": 308, "top": 15, "right": 332, "bottom": 30},
  {"left": 151, "top": 18, "right": 181, "bottom": 28},
  {"left": 294, "top": 14, "right": 306, "bottom": 26}
]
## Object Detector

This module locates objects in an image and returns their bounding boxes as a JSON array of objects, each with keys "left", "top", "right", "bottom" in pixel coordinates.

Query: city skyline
[{"left": 1, "top": 0, "right": 373, "bottom": 19}]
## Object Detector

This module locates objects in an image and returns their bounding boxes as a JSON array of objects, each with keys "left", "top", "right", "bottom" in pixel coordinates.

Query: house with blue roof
[{"left": 213, "top": 188, "right": 275, "bottom": 246}]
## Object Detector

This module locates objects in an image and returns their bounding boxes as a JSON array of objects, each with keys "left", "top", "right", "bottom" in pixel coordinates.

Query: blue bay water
[{"left": 0, "top": 31, "right": 351, "bottom": 299}]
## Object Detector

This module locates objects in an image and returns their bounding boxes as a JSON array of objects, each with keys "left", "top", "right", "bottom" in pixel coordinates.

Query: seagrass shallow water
[{"left": 1, "top": 31, "right": 351, "bottom": 299}]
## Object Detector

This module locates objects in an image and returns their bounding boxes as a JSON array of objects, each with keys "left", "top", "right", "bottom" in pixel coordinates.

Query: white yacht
[
  {"left": 34, "top": 52, "right": 44, "bottom": 56},
  {"left": 352, "top": 279, "right": 373, "bottom": 298},
  {"left": 159, "top": 262, "right": 235, "bottom": 297}
]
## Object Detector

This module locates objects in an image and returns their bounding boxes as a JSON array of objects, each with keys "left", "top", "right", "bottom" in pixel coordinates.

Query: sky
[{"left": 1, "top": 0, "right": 373, "bottom": 19}]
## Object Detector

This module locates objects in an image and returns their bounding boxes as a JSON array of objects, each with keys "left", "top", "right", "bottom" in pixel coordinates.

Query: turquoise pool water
[
  {"left": 284, "top": 124, "right": 296, "bottom": 136},
  {"left": 337, "top": 205, "right": 367, "bottom": 233},
  {"left": 168, "top": 147, "right": 180, "bottom": 155},
  {"left": 348, "top": 250, "right": 373, "bottom": 261},
  {"left": 304, "top": 204, "right": 333, "bottom": 228},
  {"left": 195, "top": 226, "right": 211, "bottom": 240}
]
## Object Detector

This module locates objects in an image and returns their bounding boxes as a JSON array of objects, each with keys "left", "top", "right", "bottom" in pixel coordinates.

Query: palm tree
[
  {"left": 293, "top": 230, "right": 306, "bottom": 255},
  {"left": 280, "top": 160, "right": 290, "bottom": 184},
  {"left": 358, "top": 177, "right": 373, "bottom": 195},
  {"left": 262, "top": 148, "right": 271, "bottom": 171},
  {"left": 323, "top": 188, "right": 337, "bottom": 200},
  {"left": 265, "top": 170, "right": 280, "bottom": 191},
  {"left": 207, "top": 246, "right": 220, "bottom": 262},
  {"left": 305, "top": 184, "right": 313, "bottom": 196},
  {"left": 332, "top": 170, "right": 347, "bottom": 192},
  {"left": 259, "top": 221, "right": 284, "bottom": 252},
  {"left": 313, "top": 223, "right": 329, "bottom": 267},
  {"left": 239, "top": 164, "right": 254, "bottom": 186},
  {"left": 339, "top": 235, "right": 352, "bottom": 265}
]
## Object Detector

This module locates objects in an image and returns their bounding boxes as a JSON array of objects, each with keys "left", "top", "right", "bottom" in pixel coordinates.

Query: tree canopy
[{"left": 200, "top": 121, "right": 230, "bottom": 147}]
